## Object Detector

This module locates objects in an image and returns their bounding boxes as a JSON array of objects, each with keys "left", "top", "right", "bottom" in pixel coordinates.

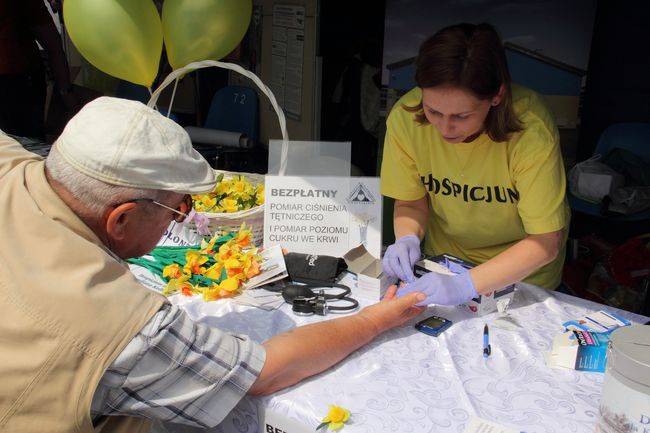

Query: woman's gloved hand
[
  {"left": 396, "top": 260, "right": 478, "bottom": 306},
  {"left": 382, "top": 235, "right": 421, "bottom": 283}
]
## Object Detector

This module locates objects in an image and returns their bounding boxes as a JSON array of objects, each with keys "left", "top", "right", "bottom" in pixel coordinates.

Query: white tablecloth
[{"left": 153, "top": 283, "right": 648, "bottom": 433}]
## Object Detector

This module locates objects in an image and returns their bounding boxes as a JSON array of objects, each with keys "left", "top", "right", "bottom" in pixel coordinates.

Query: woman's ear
[
  {"left": 105, "top": 202, "right": 137, "bottom": 241},
  {"left": 491, "top": 84, "right": 506, "bottom": 106}
]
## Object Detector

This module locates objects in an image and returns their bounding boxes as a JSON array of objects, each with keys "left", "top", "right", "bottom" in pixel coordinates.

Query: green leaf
[{"left": 315, "top": 422, "right": 329, "bottom": 431}]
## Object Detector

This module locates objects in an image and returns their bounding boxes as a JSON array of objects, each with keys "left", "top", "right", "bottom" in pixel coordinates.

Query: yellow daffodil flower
[
  {"left": 217, "top": 243, "right": 232, "bottom": 261},
  {"left": 215, "top": 180, "right": 232, "bottom": 196},
  {"left": 163, "top": 275, "right": 196, "bottom": 297},
  {"left": 320, "top": 405, "right": 351, "bottom": 431},
  {"left": 201, "top": 278, "right": 239, "bottom": 301},
  {"left": 184, "top": 250, "right": 209, "bottom": 275},
  {"left": 233, "top": 177, "right": 247, "bottom": 193},
  {"left": 224, "top": 257, "right": 243, "bottom": 277},
  {"left": 162, "top": 263, "right": 183, "bottom": 279},
  {"left": 255, "top": 184, "right": 265, "bottom": 205},
  {"left": 201, "top": 195, "right": 217, "bottom": 212},
  {"left": 191, "top": 194, "right": 217, "bottom": 212},
  {"left": 180, "top": 283, "right": 195, "bottom": 297},
  {"left": 203, "top": 262, "right": 224, "bottom": 280},
  {"left": 200, "top": 236, "right": 218, "bottom": 255},
  {"left": 233, "top": 223, "right": 252, "bottom": 246},
  {"left": 237, "top": 190, "right": 252, "bottom": 202},
  {"left": 202, "top": 283, "right": 222, "bottom": 301},
  {"left": 219, "top": 277, "right": 240, "bottom": 292},
  {"left": 246, "top": 259, "right": 261, "bottom": 278},
  {"left": 220, "top": 198, "right": 239, "bottom": 213}
]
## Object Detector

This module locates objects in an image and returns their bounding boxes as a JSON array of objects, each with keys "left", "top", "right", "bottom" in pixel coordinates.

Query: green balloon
[
  {"left": 162, "top": 0, "right": 252, "bottom": 70},
  {"left": 64, "top": 0, "right": 162, "bottom": 87}
]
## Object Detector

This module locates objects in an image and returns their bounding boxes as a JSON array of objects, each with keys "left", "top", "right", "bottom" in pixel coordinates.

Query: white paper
[{"left": 462, "top": 417, "right": 520, "bottom": 433}]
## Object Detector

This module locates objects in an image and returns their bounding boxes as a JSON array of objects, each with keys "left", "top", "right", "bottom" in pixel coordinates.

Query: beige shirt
[{"left": 0, "top": 134, "right": 165, "bottom": 432}]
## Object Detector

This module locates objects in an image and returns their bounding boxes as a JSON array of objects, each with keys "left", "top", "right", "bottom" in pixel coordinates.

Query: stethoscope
[{"left": 273, "top": 281, "right": 360, "bottom": 316}]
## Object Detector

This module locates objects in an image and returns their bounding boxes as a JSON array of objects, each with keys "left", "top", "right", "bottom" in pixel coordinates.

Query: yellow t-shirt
[{"left": 380, "top": 84, "right": 570, "bottom": 289}]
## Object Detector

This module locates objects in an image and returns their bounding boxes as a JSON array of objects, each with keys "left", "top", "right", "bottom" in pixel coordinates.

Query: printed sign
[
  {"left": 158, "top": 221, "right": 203, "bottom": 247},
  {"left": 258, "top": 407, "right": 311, "bottom": 433},
  {"left": 263, "top": 176, "right": 382, "bottom": 258}
]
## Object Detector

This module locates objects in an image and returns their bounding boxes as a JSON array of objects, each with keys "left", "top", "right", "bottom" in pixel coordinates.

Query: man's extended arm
[{"left": 248, "top": 288, "right": 425, "bottom": 395}]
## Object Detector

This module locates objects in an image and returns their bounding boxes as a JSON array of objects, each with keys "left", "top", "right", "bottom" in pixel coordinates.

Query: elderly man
[{"left": 0, "top": 97, "right": 425, "bottom": 433}]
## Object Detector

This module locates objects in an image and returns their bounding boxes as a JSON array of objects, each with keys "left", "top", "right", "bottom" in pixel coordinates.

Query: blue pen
[{"left": 483, "top": 324, "right": 491, "bottom": 358}]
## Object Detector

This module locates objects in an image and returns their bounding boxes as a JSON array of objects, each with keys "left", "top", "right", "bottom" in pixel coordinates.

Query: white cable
[{"left": 148, "top": 60, "right": 289, "bottom": 175}]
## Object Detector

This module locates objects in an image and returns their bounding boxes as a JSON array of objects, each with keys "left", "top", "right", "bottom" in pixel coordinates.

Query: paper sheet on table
[
  {"left": 232, "top": 289, "right": 285, "bottom": 310},
  {"left": 462, "top": 417, "right": 521, "bottom": 433}
]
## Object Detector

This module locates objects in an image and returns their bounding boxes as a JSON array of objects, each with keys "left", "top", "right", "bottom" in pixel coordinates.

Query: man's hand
[
  {"left": 358, "top": 285, "right": 426, "bottom": 335},
  {"left": 395, "top": 261, "right": 478, "bottom": 306},
  {"left": 382, "top": 235, "right": 421, "bottom": 283}
]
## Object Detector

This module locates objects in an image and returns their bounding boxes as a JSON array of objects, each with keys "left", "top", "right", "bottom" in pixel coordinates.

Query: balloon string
[{"left": 147, "top": 60, "right": 289, "bottom": 175}]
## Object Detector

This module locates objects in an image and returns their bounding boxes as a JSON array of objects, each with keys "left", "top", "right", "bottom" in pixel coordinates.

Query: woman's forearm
[
  {"left": 469, "top": 230, "right": 564, "bottom": 293},
  {"left": 393, "top": 196, "right": 429, "bottom": 240}
]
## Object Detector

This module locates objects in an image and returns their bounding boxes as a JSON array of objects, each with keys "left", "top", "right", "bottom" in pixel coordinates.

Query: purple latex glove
[
  {"left": 396, "top": 260, "right": 478, "bottom": 306},
  {"left": 382, "top": 235, "right": 421, "bottom": 283}
]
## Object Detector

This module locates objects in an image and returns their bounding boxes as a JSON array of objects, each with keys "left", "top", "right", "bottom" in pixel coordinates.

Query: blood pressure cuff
[{"left": 284, "top": 252, "right": 348, "bottom": 285}]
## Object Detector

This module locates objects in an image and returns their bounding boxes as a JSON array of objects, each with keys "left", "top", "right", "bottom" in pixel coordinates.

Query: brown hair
[{"left": 403, "top": 23, "right": 522, "bottom": 142}]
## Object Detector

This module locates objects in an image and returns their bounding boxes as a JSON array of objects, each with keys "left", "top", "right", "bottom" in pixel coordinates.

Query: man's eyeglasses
[{"left": 115, "top": 194, "right": 192, "bottom": 223}]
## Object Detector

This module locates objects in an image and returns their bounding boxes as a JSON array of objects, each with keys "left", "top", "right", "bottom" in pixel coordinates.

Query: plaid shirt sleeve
[{"left": 90, "top": 303, "right": 266, "bottom": 428}]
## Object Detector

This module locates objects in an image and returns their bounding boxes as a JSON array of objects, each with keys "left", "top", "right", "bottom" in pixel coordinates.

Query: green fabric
[{"left": 128, "top": 233, "right": 234, "bottom": 285}]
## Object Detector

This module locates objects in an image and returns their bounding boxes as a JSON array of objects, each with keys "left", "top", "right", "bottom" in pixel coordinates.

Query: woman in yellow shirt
[{"left": 381, "top": 22, "right": 569, "bottom": 305}]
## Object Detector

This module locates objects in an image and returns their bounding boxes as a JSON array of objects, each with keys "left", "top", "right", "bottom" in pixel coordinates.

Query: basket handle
[{"left": 148, "top": 60, "right": 290, "bottom": 175}]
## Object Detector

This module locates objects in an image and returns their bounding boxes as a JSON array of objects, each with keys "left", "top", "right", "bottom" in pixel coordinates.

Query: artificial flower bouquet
[
  {"left": 129, "top": 224, "right": 262, "bottom": 301},
  {"left": 192, "top": 172, "right": 264, "bottom": 214},
  {"left": 187, "top": 171, "right": 265, "bottom": 246}
]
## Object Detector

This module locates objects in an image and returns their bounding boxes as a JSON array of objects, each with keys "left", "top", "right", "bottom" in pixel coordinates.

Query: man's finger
[{"left": 383, "top": 284, "right": 398, "bottom": 300}]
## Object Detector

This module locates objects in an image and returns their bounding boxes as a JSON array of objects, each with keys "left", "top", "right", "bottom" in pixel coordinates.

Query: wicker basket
[
  {"left": 147, "top": 60, "right": 288, "bottom": 247},
  {"left": 188, "top": 170, "right": 265, "bottom": 246}
]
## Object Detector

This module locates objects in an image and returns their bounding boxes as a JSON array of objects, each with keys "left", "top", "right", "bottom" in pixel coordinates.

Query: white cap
[{"left": 54, "top": 97, "right": 217, "bottom": 194}]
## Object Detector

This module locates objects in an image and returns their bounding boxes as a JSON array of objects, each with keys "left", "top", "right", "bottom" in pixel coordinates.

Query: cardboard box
[
  {"left": 544, "top": 311, "right": 631, "bottom": 372},
  {"left": 343, "top": 244, "right": 393, "bottom": 300},
  {"left": 545, "top": 330, "right": 610, "bottom": 372},
  {"left": 414, "top": 254, "right": 516, "bottom": 315},
  {"left": 563, "top": 310, "right": 631, "bottom": 334}
]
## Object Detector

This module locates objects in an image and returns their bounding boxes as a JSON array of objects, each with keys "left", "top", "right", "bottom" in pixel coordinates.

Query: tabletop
[{"left": 147, "top": 280, "right": 648, "bottom": 433}]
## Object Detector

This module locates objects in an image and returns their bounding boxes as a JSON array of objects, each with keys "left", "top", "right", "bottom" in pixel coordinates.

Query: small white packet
[{"left": 491, "top": 297, "right": 522, "bottom": 331}]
